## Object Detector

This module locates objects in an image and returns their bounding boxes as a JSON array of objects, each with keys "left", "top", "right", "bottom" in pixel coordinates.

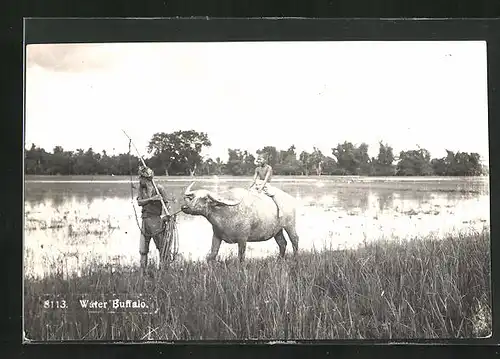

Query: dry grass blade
[
  {"left": 141, "top": 326, "right": 160, "bottom": 340},
  {"left": 216, "top": 313, "right": 238, "bottom": 338}
]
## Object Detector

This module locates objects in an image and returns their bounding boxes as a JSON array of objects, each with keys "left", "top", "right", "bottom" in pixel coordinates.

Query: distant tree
[
  {"left": 431, "top": 150, "right": 484, "bottom": 176},
  {"left": 482, "top": 163, "right": 489, "bottom": 176},
  {"left": 332, "top": 142, "right": 357, "bottom": 175},
  {"left": 298, "top": 149, "right": 324, "bottom": 176},
  {"left": 396, "top": 148, "right": 433, "bottom": 176},
  {"left": 256, "top": 146, "right": 278, "bottom": 168},
  {"left": 431, "top": 158, "right": 447, "bottom": 176},
  {"left": 23, "top": 138, "right": 486, "bottom": 178},
  {"left": 214, "top": 157, "right": 225, "bottom": 175},
  {"left": 83, "top": 148, "right": 100, "bottom": 175},
  {"left": 25, "top": 144, "right": 52, "bottom": 175},
  {"left": 273, "top": 145, "right": 301, "bottom": 175},
  {"left": 468, "top": 152, "right": 483, "bottom": 176},
  {"left": 199, "top": 157, "right": 213, "bottom": 176},
  {"left": 226, "top": 149, "right": 246, "bottom": 175},
  {"left": 119, "top": 153, "right": 140, "bottom": 175},
  {"left": 49, "top": 146, "right": 67, "bottom": 175},
  {"left": 310, "top": 147, "right": 325, "bottom": 176},
  {"left": 332, "top": 142, "right": 372, "bottom": 175},
  {"left": 24, "top": 144, "right": 35, "bottom": 174},
  {"left": 99, "top": 150, "right": 113, "bottom": 175},
  {"left": 356, "top": 143, "right": 372, "bottom": 175},
  {"left": 53, "top": 146, "right": 64, "bottom": 154},
  {"left": 281, "top": 158, "right": 303, "bottom": 175},
  {"left": 299, "top": 151, "right": 311, "bottom": 176},
  {"left": 373, "top": 142, "right": 396, "bottom": 176},
  {"left": 321, "top": 156, "right": 338, "bottom": 175},
  {"left": 279, "top": 154, "right": 303, "bottom": 175},
  {"left": 147, "top": 130, "right": 211, "bottom": 176},
  {"left": 199, "top": 157, "right": 227, "bottom": 176},
  {"left": 242, "top": 151, "right": 256, "bottom": 175},
  {"left": 452, "top": 151, "right": 483, "bottom": 176},
  {"left": 63, "top": 150, "right": 75, "bottom": 175},
  {"left": 71, "top": 149, "right": 84, "bottom": 174}
]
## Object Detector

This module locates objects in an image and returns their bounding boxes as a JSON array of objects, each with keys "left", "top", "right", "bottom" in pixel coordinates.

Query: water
[{"left": 24, "top": 175, "right": 490, "bottom": 278}]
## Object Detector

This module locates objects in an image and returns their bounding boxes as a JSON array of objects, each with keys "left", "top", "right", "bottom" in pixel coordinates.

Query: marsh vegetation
[{"left": 24, "top": 228, "right": 491, "bottom": 340}]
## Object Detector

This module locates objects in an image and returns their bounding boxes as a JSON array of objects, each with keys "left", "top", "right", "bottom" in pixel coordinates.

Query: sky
[{"left": 25, "top": 41, "right": 490, "bottom": 164}]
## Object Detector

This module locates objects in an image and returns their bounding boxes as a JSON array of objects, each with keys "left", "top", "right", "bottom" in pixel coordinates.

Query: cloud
[{"left": 26, "top": 44, "right": 114, "bottom": 72}]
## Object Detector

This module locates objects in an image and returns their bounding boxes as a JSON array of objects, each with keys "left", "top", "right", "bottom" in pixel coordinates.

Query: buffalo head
[{"left": 181, "top": 182, "right": 241, "bottom": 216}]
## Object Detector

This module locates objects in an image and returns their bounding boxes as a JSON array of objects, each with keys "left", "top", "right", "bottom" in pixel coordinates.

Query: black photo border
[{"left": 7, "top": 17, "right": 500, "bottom": 359}]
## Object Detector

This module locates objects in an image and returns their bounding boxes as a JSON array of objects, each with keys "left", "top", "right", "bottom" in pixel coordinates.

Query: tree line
[{"left": 25, "top": 130, "right": 487, "bottom": 177}]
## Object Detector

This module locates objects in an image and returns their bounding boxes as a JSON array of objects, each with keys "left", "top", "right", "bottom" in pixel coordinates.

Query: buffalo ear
[
  {"left": 208, "top": 199, "right": 223, "bottom": 207},
  {"left": 205, "top": 195, "right": 224, "bottom": 207},
  {"left": 207, "top": 192, "right": 241, "bottom": 206}
]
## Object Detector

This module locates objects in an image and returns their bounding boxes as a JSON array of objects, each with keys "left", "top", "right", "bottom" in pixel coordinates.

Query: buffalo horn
[{"left": 184, "top": 182, "right": 196, "bottom": 196}]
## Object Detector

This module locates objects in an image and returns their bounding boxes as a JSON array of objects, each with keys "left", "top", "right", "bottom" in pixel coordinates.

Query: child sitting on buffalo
[{"left": 249, "top": 155, "right": 282, "bottom": 218}]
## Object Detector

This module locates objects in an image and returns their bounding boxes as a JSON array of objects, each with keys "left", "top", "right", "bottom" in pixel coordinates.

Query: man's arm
[
  {"left": 136, "top": 187, "right": 162, "bottom": 207},
  {"left": 250, "top": 168, "right": 258, "bottom": 188},
  {"left": 137, "top": 195, "right": 160, "bottom": 206},
  {"left": 262, "top": 165, "right": 272, "bottom": 185}
]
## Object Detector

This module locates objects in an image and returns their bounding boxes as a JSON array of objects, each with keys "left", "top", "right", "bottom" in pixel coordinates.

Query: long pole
[{"left": 122, "top": 129, "right": 170, "bottom": 216}]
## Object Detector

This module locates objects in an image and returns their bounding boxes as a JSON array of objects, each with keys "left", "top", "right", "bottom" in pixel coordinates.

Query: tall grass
[{"left": 24, "top": 228, "right": 491, "bottom": 341}]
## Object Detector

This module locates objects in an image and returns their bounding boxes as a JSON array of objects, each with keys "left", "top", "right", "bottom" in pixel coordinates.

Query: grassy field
[{"left": 23, "top": 227, "right": 491, "bottom": 341}]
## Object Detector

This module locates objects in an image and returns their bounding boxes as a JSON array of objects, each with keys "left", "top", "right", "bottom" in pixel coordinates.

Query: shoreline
[{"left": 23, "top": 225, "right": 491, "bottom": 280}]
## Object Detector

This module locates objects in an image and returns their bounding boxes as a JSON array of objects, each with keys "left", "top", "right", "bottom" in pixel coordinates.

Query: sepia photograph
[{"left": 23, "top": 37, "right": 491, "bottom": 341}]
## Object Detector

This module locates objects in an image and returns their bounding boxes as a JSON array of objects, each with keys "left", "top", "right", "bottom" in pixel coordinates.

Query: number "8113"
[{"left": 43, "top": 300, "right": 67, "bottom": 309}]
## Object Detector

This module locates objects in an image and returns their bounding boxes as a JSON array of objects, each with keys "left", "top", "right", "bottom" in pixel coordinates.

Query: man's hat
[{"left": 138, "top": 164, "right": 154, "bottom": 178}]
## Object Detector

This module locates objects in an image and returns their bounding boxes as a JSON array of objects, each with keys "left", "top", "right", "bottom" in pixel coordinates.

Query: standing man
[
  {"left": 136, "top": 164, "right": 170, "bottom": 275},
  {"left": 250, "top": 155, "right": 282, "bottom": 218}
]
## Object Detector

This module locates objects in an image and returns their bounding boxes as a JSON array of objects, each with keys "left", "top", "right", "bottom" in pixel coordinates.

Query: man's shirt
[{"left": 138, "top": 184, "right": 168, "bottom": 218}]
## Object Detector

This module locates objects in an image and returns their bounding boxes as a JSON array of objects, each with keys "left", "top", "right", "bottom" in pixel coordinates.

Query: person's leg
[
  {"left": 148, "top": 217, "right": 163, "bottom": 249},
  {"left": 139, "top": 219, "right": 152, "bottom": 275},
  {"left": 150, "top": 217, "right": 165, "bottom": 265},
  {"left": 262, "top": 185, "right": 281, "bottom": 218}
]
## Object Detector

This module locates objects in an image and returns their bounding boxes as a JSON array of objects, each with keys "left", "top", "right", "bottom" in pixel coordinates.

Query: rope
[{"left": 159, "top": 214, "right": 180, "bottom": 265}]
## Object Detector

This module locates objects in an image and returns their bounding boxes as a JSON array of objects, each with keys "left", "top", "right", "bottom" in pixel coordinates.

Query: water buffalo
[{"left": 180, "top": 182, "right": 300, "bottom": 262}]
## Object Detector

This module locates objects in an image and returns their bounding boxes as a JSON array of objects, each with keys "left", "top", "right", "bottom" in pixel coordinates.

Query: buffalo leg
[
  {"left": 284, "top": 225, "right": 299, "bottom": 255},
  {"left": 274, "top": 229, "right": 287, "bottom": 258},
  {"left": 207, "top": 233, "right": 222, "bottom": 262},
  {"left": 237, "top": 240, "right": 247, "bottom": 263}
]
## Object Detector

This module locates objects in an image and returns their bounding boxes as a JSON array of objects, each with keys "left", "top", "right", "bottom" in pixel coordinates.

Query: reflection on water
[{"left": 24, "top": 176, "right": 490, "bottom": 278}]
